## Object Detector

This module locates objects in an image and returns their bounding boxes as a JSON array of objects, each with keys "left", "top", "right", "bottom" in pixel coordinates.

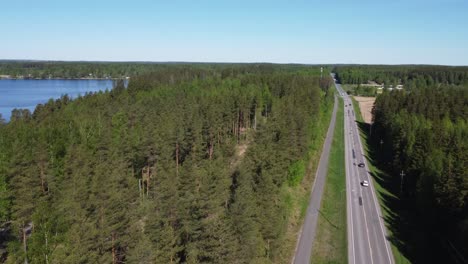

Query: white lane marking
[
  {"left": 343, "top": 95, "right": 375, "bottom": 263},
  {"left": 340, "top": 90, "right": 358, "bottom": 264},
  {"left": 353, "top": 119, "right": 394, "bottom": 264},
  {"left": 349, "top": 125, "right": 375, "bottom": 264},
  {"left": 344, "top": 93, "right": 371, "bottom": 264},
  {"left": 344, "top": 101, "right": 356, "bottom": 264}
]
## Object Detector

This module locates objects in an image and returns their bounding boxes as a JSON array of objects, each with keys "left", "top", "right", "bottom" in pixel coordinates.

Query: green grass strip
[{"left": 311, "top": 97, "right": 347, "bottom": 264}]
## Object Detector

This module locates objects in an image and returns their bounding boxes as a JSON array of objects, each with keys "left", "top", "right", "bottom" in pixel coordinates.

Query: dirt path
[
  {"left": 353, "top": 96, "right": 375, "bottom": 124},
  {"left": 230, "top": 141, "right": 249, "bottom": 169}
]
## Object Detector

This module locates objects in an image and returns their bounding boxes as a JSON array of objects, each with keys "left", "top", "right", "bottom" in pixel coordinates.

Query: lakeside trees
[
  {"left": 0, "top": 61, "right": 158, "bottom": 79},
  {"left": 0, "top": 65, "right": 334, "bottom": 263},
  {"left": 0, "top": 61, "right": 315, "bottom": 80},
  {"left": 372, "top": 86, "right": 468, "bottom": 262}
]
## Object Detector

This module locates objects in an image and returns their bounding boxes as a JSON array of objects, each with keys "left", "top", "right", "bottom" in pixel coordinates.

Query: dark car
[{"left": 358, "top": 162, "right": 365, "bottom": 167}]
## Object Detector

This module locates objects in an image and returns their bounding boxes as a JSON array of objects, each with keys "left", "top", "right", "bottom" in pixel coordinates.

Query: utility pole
[
  {"left": 320, "top": 67, "right": 323, "bottom": 79},
  {"left": 400, "top": 170, "right": 405, "bottom": 196},
  {"left": 379, "top": 139, "right": 384, "bottom": 160}
]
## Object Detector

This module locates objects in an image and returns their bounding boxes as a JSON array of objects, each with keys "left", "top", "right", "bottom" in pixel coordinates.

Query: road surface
[
  {"left": 292, "top": 93, "right": 338, "bottom": 264},
  {"left": 335, "top": 77, "right": 395, "bottom": 264}
]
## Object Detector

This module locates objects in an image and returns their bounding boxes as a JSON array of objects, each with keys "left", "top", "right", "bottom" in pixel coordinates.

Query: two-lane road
[
  {"left": 335, "top": 77, "right": 394, "bottom": 264},
  {"left": 293, "top": 93, "right": 338, "bottom": 264}
]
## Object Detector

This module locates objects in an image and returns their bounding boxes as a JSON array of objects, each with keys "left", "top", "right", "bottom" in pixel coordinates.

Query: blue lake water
[{"left": 0, "top": 79, "right": 115, "bottom": 121}]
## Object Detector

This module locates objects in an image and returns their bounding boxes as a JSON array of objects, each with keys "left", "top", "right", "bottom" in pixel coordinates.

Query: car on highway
[
  {"left": 361, "top": 180, "right": 369, "bottom": 187},
  {"left": 358, "top": 162, "right": 365, "bottom": 167}
]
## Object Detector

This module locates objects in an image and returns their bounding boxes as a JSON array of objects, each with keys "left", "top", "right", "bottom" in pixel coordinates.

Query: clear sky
[{"left": 2, "top": 0, "right": 467, "bottom": 65}]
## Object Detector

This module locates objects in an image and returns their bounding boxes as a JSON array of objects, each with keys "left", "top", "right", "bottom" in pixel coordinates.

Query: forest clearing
[{"left": 353, "top": 96, "right": 375, "bottom": 124}]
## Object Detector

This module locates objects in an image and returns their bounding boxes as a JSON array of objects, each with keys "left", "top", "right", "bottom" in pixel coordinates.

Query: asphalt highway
[{"left": 335, "top": 79, "right": 395, "bottom": 264}]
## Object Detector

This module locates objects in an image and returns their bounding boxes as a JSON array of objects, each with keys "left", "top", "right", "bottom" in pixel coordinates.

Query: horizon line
[{"left": 0, "top": 59, "right": 467, "bottom": 67}]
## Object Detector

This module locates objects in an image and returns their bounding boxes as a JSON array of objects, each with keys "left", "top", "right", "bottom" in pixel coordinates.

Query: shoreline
[{"left": 0, "top": 76, "right": 129, "bottom": 80}]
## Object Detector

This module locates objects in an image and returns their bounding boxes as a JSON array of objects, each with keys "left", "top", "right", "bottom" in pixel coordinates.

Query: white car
[{"left": 361, "top": 180, "right": 369, "bottom": 187}]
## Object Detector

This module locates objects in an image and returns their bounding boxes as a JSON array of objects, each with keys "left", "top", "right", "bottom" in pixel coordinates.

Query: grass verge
[
  {"left": 351, "top": 97, "right": 363, "bottom": 123},
  {"left": 277, "top": 92, "right": 336, "bottom": 263},
  {"left": 351, "top": 97, "right": 411, "bottom": 264},
  {"left": 310, "top": 97, "right": 347, "bottom": 264}
]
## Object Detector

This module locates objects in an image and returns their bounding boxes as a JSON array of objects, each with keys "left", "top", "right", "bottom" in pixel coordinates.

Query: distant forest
[
  {"left": 334, "top": 65, "right": 468, "bottom": 89},
  {"left": 372, "top": 86, "right": 468, "bottom": 262},
  {"left": 0, "top": 65, "right": 334, "bottom": 263},
  {"left": 0, "top": 61, "right": 315, "bottom": 80}
]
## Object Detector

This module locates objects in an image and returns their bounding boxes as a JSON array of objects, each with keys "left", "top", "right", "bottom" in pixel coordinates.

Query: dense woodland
[
  {"left": 0, "top": 65, "right": 334, "bottom": 263},
  {"left": 335, "top": 65, "right": 468, "bottom": 89},
  {"left": 0, "top": 60, "right": 185, "bottom": 79},
  {"left": 0, "top": 61, "right": 311, "bottom": 80},
  {"left": 372, "top": 86, "right": 468, "bottom": 262}
]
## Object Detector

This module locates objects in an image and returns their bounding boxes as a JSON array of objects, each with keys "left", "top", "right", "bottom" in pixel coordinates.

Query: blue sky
[{"left": 1, "top": 0, "right": 467, "bottom": 65}]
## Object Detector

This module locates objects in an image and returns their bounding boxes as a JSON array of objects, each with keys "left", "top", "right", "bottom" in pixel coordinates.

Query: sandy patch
[
  {"left": 230, "top": 143, "right": 248, "bottom": 168},
  {"left": 237, "top": 144, "right": 248, "bottom": 157},
  {"left": 353, "top": 96, "right": 375, "bottom": 124}
]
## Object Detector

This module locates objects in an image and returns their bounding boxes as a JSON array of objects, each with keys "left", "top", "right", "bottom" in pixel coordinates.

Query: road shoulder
[
  {"left": 310, "top": 96, "right": 347, "bottom": 263},
  {"left": 351, "top": 97, "right": 410, "bottom": 264},
  {"left": 292, "top": 94, "right": 338, "bottom": 264}
]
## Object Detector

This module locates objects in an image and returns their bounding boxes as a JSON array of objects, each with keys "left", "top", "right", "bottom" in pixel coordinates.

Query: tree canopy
[
  {"left": 0, "top": 64, "right": 334, "bottom": 263},
  {"left": 372, "top": 86, "right": 468, "bottom": 262},
  {"left": 334, "top": 65, "right": 468, "bottom": 89}
]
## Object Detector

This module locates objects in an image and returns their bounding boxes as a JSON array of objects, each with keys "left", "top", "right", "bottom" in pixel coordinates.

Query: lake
[{"left": 0, "top": 79, "right": 115, "bottom": 121}]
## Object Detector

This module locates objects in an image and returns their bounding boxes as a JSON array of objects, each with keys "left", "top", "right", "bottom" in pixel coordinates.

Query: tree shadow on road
[{"left": 355, "top": 121, "right": 452, "bottom": 264}]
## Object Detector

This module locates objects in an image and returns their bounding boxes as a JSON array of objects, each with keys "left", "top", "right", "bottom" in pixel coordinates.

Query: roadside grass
[
  {"left": 310, "top": 97, "right": 347, "bottom": 264},
  {"left": 351, "top": 97, "right": 411, "bottom": 264},
  {"left": 341, "top": 84, "right": 357, "bottom": 93},
  {"left": 276, "top": 92, "right": 335, "bottom": 263},
  {"left": 351, "top": 97, "right": 365, "bottom": 125}
]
